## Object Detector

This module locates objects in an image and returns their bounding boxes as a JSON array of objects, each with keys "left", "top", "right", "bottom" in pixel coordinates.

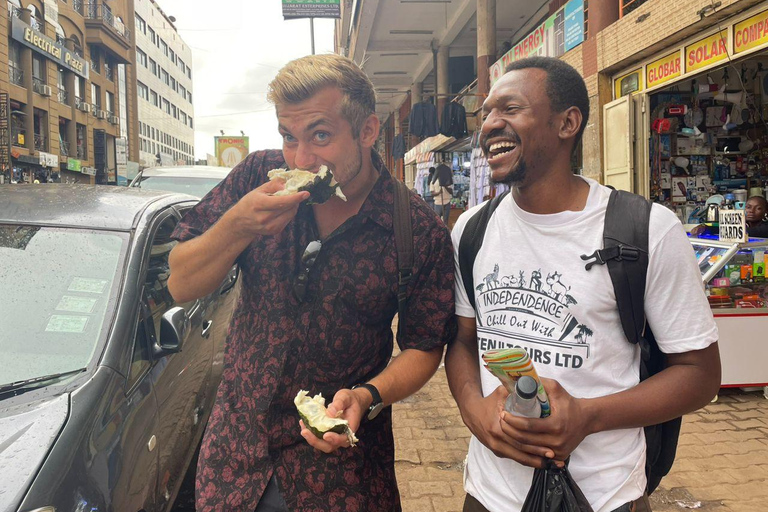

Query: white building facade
[{"left": 134, "top": 0, "right": 194, "bottom": 168}]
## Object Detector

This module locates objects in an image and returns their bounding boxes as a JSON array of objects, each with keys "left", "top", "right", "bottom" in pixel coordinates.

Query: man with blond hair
[{"left": 168, "top": 53, "right": 456, "bottom": 511}]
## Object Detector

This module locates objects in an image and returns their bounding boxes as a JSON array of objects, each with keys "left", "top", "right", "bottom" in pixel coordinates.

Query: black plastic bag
[{"left": 521, "top": 461, "right": 594, "bottom": 512}]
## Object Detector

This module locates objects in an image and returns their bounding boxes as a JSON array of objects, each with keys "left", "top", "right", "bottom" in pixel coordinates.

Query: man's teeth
[{"left": 489, "top": 142, "right": 517, "bottom": 153}]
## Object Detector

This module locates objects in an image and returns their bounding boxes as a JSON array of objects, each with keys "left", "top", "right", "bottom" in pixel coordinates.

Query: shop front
[{"left": 606, "top": 4, "right": 768, "bottom": 392}]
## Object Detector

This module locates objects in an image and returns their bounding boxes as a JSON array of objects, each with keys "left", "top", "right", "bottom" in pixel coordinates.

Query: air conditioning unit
[
  {"left": 96, "top": 110, "right": 107, "bottom": 120},
  {"left": 41, "top": 85, "right": 52, "bottom": 97},
  {"left": 109, "top": 115, "right": 119, "bottom": 125},
  {"left": 78, "top": 103, "right": 91, "bottom": 114}
]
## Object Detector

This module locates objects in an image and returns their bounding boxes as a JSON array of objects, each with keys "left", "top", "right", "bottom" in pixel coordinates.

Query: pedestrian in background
[
  {"left": 431, "top": 162, "right": 453, "bottom": 225},
  {"left": 168, "top": 54, "right": 456, "bottom": 512},
  {"left": 445, "top": 56, "right": 721, "bottom": 512}
]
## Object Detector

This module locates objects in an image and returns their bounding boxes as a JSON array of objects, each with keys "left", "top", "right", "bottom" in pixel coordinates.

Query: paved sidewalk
[{"left": 393, "top": 367, "right": 768, "bottom": 512}]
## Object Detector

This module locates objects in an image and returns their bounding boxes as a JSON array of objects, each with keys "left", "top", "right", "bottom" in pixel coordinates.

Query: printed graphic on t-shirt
[{"left": 475, "top": 265, "right": 592, "bottom": 369}]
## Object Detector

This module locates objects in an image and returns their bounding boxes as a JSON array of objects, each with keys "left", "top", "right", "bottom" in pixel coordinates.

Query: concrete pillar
[
  {"left": 411, "top": 82, "right": 422, "bottom": 107},
  {"left": 588, "top": 0, "right": 619, "bottom": 39},
  {"left": 437, "top": 46, "right": 449, "bottom": 123},
  {"left": 477, "top": 0, "right": 496, "bottom": 96}
]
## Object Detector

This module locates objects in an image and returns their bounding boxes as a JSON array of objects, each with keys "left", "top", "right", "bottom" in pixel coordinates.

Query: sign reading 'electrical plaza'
[{"left": 11, "top": 18, "right": 89, "bottom": 79}]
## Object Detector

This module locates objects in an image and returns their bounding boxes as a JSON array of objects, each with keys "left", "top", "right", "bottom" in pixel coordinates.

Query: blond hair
[{"left": 267, "top": 54, "right": 376, "bottom": 138}]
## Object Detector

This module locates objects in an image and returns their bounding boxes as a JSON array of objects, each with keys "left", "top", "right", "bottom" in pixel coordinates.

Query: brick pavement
[{"left": 393, "top": 366, "right": 768, "bottom": 512}]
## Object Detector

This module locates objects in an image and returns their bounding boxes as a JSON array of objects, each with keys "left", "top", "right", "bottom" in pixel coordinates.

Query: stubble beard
[
  {"left": 491, "top": 158, "right": 527, "bottom": 186},
  {"left": 335, "top": 143, "right": 364, "bottom": 189}
]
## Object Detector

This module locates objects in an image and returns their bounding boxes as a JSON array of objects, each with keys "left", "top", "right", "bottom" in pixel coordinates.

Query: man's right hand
[
  {"left": 229, "top": 179, "right": 310, "bottom": 239},
  {"left": 463, "top": 385, "right": 557, "bottom": 469}
]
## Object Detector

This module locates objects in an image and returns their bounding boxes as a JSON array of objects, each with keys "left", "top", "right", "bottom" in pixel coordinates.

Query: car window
[
  {"left": 135, "top": 176, "right": 222, "bottom": 198},
  {"left": 143, "top": 216, "right": 193, "bottom": 345}
]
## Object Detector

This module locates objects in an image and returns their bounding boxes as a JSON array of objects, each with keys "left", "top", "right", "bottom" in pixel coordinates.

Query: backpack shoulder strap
[
  {"left": 393, "top": 179, "right": 414, "bottom": 337},
  {"left": 458, "top": 191, "right": 510, "bottom": 311}
]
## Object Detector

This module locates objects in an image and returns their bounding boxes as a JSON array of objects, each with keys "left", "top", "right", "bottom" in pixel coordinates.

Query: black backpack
[{"left": 458, "top": 188, "right": 680, "bottom": 494}]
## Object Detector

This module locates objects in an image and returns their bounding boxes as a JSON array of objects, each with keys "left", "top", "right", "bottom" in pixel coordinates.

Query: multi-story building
[
  {"left": 133, "top": 0, "right": 194, "bottom": 168},
  {"left": 0, "top": 0, "right": 139, "bottom": 185}
]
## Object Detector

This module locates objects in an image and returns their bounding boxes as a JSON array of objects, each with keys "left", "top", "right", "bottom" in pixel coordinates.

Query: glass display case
[{"left": 690, "top": 236, "right": 768, "bottom": 390}]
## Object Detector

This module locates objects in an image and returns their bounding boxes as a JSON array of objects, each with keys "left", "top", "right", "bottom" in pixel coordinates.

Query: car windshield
[
  {"left": 136, "top": 176, "right": 222, "bottom": 198},
  {"left": 0, "top": 225, "right": 127, "bottom": 387}
]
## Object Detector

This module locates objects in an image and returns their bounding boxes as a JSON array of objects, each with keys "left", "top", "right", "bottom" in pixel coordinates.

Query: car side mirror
[{"left": 154, "top": 306, "right": 188, "bottom": 358}]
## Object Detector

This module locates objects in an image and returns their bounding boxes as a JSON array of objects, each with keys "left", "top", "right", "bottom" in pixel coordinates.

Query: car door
[{"left": 143, "top": 212, "right": 214, "bottom": 508}]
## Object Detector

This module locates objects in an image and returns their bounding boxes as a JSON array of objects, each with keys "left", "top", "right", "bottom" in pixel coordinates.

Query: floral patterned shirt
[{"left": 172, "top": 149, "right": 456, "bottom": 512}]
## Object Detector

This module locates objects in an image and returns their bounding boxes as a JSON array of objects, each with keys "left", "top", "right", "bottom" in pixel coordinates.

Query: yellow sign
[
  {"left": 646, "top": 51, "right": 682, "bottom": 89},
  {"left": 734, "top": 9, "right": 768, "bottom": 54},
  {"left": 215, "top": 136, "right": 249, "bottom": 168},
  {"left": 614, "top": 68, "right": 643, "bottom": 99},
  {"left": 685, "top": 31, "right": 728, "bottom": 73}
]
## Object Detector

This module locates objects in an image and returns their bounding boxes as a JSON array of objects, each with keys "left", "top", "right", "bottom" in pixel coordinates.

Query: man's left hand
[
  {"left": 299, "top": 388, "right": 369, "bottom": 454},
  {"left": 498, "top": 378, "right": 592, "bottom": 463}
]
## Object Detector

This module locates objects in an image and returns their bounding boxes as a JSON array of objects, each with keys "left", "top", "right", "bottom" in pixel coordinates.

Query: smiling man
[
  {"left": 167, "top": 54, "right": 456, "bottom": 512},
  {"left": 445, "top": 57, "right": 721, "bottom": 512}
]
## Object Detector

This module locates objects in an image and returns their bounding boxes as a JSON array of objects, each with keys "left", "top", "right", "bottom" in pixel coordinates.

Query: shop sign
[
  {"left": 215, "top": 136, "right": 249, "bottom": 168},
  {"left": 490, "top": 0, "right": 585, "bottom": 86},
  {"left": 646, "top": 51, "right": 682, "bottom": 89},
  {"left": 11, "top": 18, "right": 89, "bottom": 79},
  {"left": 719, "top": 210, "right": 747, "bottom": 243},
  {"left": 614, "top": 68, "right": 643, "bottom": 99},
  {"left": 733, "top": 9, "right": 768, "bottom": 54},
  {"left": 282, "top": 0, "right": 340, "bottom": 19},
  {"left": 81, "top": 166, "right": 96, "bottom": 176},
  {"left": 685, "top": 30, "right": 728, "bottom": 73},
  {"left": 39, "top": 152, "right": 58, "bottom": 167},
  {"left": 0, "top": 93, "right": 9, "bottom": 171},
  {"left": 67, "top": 158, "right": 81, "bottom": 171}
]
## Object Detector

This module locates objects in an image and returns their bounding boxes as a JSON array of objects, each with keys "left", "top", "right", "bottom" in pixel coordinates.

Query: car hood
[{"left": 0, "top": 393, "right": 69, "bottom": 512}]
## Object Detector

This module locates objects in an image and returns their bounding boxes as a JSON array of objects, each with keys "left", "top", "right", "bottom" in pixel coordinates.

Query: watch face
[{"left": 368, "top": 402, "right": 385, "bottom": 420}]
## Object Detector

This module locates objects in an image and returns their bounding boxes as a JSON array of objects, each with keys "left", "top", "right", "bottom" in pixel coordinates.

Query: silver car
[{"left": 130, "top": 166, "right": 232, "bottom": 198}]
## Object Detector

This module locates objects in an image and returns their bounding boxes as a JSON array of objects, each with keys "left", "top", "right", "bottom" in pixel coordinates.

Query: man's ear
[
  {"left": 359, "top": 114, "right": 380, "bottom": 148},
  {"left": 558, "top": 106, "right": 583, "bottom": 143}
]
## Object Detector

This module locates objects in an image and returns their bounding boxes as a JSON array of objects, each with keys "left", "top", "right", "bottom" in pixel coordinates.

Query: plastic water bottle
[{"left": 504, "top": 376, "right": 542, "bottom": 418}]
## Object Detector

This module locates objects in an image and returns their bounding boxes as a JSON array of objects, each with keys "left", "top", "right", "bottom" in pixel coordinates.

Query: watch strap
[{"left": 352, "top": 383, "right": 383, "bottom": 420}]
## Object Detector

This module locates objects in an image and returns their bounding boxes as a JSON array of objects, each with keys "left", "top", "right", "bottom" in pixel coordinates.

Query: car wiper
[{"left": 0, "top": 368, "right": 86, "bottom": 396}]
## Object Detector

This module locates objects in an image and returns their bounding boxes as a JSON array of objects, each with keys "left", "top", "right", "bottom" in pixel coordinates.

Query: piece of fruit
[
  {"left": 294, "top": 390, "right": 358, "bottom": 446},
  {"left": 268, "top": 165, "right": 347, "bottom": 204}
]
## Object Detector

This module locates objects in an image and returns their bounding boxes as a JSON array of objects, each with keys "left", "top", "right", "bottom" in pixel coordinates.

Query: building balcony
[
  {"left": 34, "top": 134, "right": 47, "bottom": 152},
  {"left": 58, "top": 87, "right": 69, "bottom": 105},
  {"left": 84, "top": 1, "right": 132, "bottom": 62},
  {"left": 72, "top": 0, "right": 84, "bottom": 16},
  {"left": 9, "top": 64, "right": 23, "bottom": 87},
  {"left": 30, "top": 16, "right": 43, "bottom": 32}
]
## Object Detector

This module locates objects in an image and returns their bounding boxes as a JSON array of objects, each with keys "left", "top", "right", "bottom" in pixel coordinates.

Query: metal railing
[
  {"left": 72, "top": 0, "right": 84, "bottom": 15},
  {"left": 104, "top": 63, "right": 113, "bottom": 81},
  {"left": 620, "top": 0, "right": 649, "bottom": 18},
  {"left": 58, "top": 87, "right": 69, "bottom": 104},
  {"left": 76, "top": 144, "right": 86, "bottom": 159},
  {"left": 34, "top": 133, "right": 47, "bottom": 151},
  {"left": 30, "top": 16, "right": 43, "bottom": 31},
  {"left": 75, "top": 96, "right": 86, "bottom": 109},
  {"left": 9, "top": 5, "right": 22, "bottom": 18},
  {"left": 84, "top": 2, "right": 131, "bottom": 43},
  {"left": 8, "top": 64, "right": 23, "bottom": 86},
  {"left": 60, "top": 140, "right": 70, "bottom": 156},
  {"left": 32, "top": 77, "right": 47, "bottom": 95}
]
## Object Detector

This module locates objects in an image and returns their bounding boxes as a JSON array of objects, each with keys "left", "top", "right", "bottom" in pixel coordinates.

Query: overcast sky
[{"left": 155, "top": 0, "right": 336, "bottom": 159}]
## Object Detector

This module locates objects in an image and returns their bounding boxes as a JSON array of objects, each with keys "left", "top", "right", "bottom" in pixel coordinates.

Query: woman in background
[{"left": 431, "top": 163, "right": 453, "bottom": 226}]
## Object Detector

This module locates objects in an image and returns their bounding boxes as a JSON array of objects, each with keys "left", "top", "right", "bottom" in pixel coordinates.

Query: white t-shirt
[{"left": 451, "top": 178, "right": 718, "bottom": 512}]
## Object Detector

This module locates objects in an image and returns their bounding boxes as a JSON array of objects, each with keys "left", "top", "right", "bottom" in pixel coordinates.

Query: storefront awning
[{"left": 404, "top": 134, "right": 455, "bottom": 165}]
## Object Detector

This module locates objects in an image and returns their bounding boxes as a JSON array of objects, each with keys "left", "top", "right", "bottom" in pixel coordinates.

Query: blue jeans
[{"left": 435, "top": 203, "right": 451, "bottom": 225}]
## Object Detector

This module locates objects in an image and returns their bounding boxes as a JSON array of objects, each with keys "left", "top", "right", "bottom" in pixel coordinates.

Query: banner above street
[{"left": 282, "top": 0, "right": 341, "bottom": 19}]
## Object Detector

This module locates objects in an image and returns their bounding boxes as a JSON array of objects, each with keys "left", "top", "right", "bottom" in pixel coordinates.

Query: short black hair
[{"left": 505, "top": 57, "right": 590, "bottom": 147}]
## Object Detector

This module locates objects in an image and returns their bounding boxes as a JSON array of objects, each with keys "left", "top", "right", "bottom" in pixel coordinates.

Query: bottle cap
[{"left": 515, "top": 376, "right": 538, "bottom": 400}]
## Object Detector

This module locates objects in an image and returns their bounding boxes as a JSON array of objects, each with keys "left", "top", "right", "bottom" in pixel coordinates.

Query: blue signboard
[{"left": 564, "top": 0, "right": 585, "bottom": 52}]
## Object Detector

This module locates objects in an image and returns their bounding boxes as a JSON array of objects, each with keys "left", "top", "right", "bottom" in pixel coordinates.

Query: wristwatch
[{"left": 352, "top": 383, "right": 384, "bottom": 421}]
